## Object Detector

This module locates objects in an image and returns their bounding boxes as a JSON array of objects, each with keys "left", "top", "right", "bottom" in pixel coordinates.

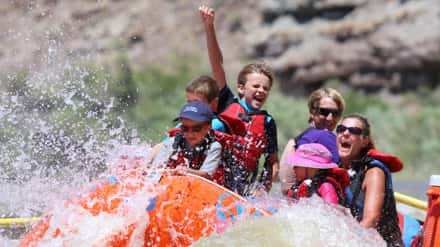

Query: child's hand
[
  {"left": 198, "top": 5, "right": 215, "bottom": 26},
  {"left": 170, "top": 166, "right": 188, "bottom": 176}
]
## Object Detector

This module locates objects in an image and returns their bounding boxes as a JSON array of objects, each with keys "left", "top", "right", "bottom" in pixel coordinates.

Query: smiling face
[
  {"left": 237, "top": 73, "right": 271, "bottom": 110},
  {"left": 336, "top": 118, "right": 370, "bottom": 167},
  {"left": 180, "top": 118, "right": 211, "bottom": 146},
  {"left": 311, "top": 97, "right": 341, "bottom": 131}
]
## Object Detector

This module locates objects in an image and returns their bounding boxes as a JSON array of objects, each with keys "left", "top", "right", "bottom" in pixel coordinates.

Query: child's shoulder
[{"left": 218, "top": 85, "right": 237, "bottom": 113}]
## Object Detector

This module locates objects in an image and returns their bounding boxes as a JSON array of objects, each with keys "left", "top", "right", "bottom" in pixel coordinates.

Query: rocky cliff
[
  {"left": 248, "top": 0, "right": 440, "bottom": 94},
  {"left": 1, "top": 0, "right": 439, "bottom": 95}
]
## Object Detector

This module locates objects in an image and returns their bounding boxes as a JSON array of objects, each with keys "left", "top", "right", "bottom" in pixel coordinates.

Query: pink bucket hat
[{"left": 287, "top": 143, "right": 337, "bottom": 169}]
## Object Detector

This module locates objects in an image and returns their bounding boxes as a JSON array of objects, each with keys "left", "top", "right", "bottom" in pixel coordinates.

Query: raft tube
[{"left": 19, "top": 171, "right": 270, "bottom": 247}]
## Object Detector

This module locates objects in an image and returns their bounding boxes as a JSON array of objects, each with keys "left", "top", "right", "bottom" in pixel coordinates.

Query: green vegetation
[
  {"left": 119, "top": 54, "right": 206, "bottom": 142},
  {"left": 2, "top": 54, "right": 439, "bottom": 181},
  {"left": 110, "top": 58, "right": 440, "bottom": 180}
]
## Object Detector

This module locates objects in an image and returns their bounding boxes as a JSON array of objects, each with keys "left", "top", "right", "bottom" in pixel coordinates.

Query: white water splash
[
  {"left": 35, "top": 188, "right": 152, "bottom": 247},
  {"left": 0, "top": 25, "right": 139, "bottom": 246},
  {"left": 194, "top": 196, "right": 386, "bottom": 247}
]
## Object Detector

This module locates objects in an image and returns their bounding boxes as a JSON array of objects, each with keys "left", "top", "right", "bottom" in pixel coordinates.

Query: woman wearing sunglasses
[
  {"left": 337, "top": 114, "right": 404, "bottom": 246},
  {"left": 280, "top": 88, "right": 345, "bottom": 195}
]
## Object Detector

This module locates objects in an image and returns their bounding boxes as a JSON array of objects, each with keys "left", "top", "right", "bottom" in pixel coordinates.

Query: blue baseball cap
[{"left": 179, "top": 101, "right": 214, "bottom": 123}]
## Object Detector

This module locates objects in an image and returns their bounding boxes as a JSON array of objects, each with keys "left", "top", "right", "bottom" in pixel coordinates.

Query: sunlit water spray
[
  {"left": 0, "top": 27, "right": 141, "bottom": 245},
  {"left": 194, "top": 196, "right": 386, "bottom": 247}
]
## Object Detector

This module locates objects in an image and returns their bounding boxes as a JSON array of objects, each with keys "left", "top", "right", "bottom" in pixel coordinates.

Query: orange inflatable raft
[{"left": 20, "top": 170, "right": 270, "bottom": 246}]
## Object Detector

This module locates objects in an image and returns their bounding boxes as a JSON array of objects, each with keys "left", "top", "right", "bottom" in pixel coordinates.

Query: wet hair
[
  {"left": 237, "top": 62, "right": 274, "bottom": 98},
  {"left": 186, "top": 75, "right": 219, "bottom": 103},
  {"left": 307, "top": 88, "right": 345, "bottom": 123},
  {"left": 342, "top": 113, "right": 375, "bottom": 156}
]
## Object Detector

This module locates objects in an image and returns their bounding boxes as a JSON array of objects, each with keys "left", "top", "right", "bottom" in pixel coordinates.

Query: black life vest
[
  {"left": 167, "top": 129, "right": 224, "bottom": 185},
  {"left": 345, "top": 155, "right": 404, "bottom": 246},
  {"left": 287, "top": 167, "right": 349, "bottom": 205}
]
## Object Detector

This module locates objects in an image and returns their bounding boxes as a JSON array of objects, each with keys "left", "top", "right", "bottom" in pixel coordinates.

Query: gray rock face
[
  {"left": 0, "top": 1, "right": 261, "bottom": 73},
  {"left": 0, "top": 0, "right": 438, "bottom": 94},
  {"left": 251, "top": 0, "right": 440, "bottom": 94}
]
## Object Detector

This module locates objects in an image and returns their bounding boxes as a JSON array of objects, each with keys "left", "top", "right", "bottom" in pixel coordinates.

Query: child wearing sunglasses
[
  {"left": 151, "top": 101, "right": 223, "bottom": 181},
  {"left": 148, "top": 75, "right": 235, "bottom": 161}
]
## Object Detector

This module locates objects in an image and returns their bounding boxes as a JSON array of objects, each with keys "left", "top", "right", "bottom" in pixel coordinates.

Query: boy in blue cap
[
  {"left": 147, "top": 75, "right": 234, "bottom": 162},
  {"left": 151, "top": 101, "right": 223, "bottom": 181}
]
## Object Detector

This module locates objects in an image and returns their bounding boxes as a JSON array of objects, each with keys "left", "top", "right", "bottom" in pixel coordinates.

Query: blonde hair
[
  {"left": 307, "top": 88, "right": 345, "bottom": 122},
  {"left": 186, "top": 75, "right": 219, "bottom": 103},
  {"left": 237, "top": 62, "right": 274, "bottom": 98}
]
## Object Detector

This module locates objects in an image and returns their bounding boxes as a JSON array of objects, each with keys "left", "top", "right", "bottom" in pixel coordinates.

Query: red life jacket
[
  {"left": 287, "top": 168, "right": 350, "bottom": 205},
  {"left": 167, "top": 129, "right": 224, "bottom": 185},
  {"left": 367, "top": 149, "right": 403, "bottom": 173},
  {"left": 217, "top": 102, "right": 268, "bottom": 172}
]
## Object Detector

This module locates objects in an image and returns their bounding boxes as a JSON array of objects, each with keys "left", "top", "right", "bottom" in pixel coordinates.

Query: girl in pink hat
[{"left": 286, "top": 143, "right": 349, "bottom": 205}]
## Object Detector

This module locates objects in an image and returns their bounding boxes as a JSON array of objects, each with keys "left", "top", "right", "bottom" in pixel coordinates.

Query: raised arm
[{"left": 198, "top": 5, "right": 227, "bottom": 90}]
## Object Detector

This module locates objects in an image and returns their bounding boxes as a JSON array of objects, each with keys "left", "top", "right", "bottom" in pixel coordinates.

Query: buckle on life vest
[{"left": 238, "top": 113, "right": 250, "bottom": 122}]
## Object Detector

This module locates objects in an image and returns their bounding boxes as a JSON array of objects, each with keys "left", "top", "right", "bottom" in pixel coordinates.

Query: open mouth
[
  {"left": 254, "top": 95, "right": 265, "bottom": 103},
  {"left": 340, "top": 141, "right": 351, "bottom": 149}
]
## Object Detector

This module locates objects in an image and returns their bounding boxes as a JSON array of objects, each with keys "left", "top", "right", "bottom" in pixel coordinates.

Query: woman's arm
[
  {"left": 360, "top": 167, "right": 386, "bottom": 228},
  {"left": 198, "top": 5, "right": 227, "bottom": 90}
]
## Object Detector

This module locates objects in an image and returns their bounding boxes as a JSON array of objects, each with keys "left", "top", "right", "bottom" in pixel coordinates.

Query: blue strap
[{"left": 369, "top": 159, "right": 393, "bottom": 189}]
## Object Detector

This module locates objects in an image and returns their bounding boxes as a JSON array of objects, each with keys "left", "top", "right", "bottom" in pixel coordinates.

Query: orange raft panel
[
  {"left": 423, "top": 176, "right": 440, "bottom": 247},
  {"left": 20, "top": 171, "right": 271, "bottom": 247}
]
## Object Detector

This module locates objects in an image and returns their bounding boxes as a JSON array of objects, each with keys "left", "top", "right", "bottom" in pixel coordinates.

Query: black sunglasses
[
  {"left": 336, "top": 125, "right": 364, "bottom": 135},
  {"left": 181, "top": 124, "right": 205, "bottom": 133},
  {"left": 317, "top": 107, "right": 341, "bottom": 117}
]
